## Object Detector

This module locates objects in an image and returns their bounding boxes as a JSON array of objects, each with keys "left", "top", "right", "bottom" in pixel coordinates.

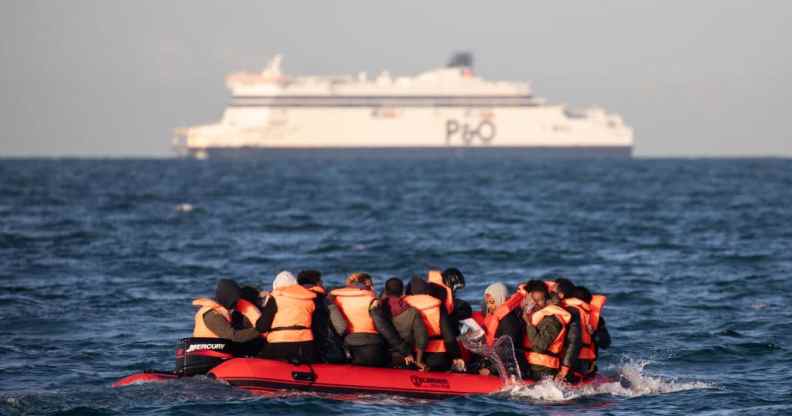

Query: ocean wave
[{"left": 503, "top": 358, "right": 714, "bottom": 402}]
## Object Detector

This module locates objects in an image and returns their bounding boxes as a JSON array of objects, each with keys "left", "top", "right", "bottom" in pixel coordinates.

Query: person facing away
[
  {"left": 522, "top": 279, "right": 574, "bottom": 381},
  {"left": 256, "top": 271, "right": 319, "bottom": 363},
  {"left": 427, "top": 268, "right": 483, "bottom": 338},
  {"left": 550, "top": 278, "right": 583, "bottom": 382},
  {"left": 370, "top": 277, "right": 429, "bottom": 370},
  {"left": 474, "top": 282, "right": 529, "bottom": 377},
  {"left": 404, "top": 277, "right": 465, "bottom": 372},
  {"left": 192, "top": 278, "right": 261, "bottom": 343},
  {"left": 328, "top": 273, "right": 388, "bottom": 367},
  {"left": 297, "top": 269, "right": 346, "bottom": 363},
  {"left": 570, "top": 285, "right": 610, "bottom": 377}
]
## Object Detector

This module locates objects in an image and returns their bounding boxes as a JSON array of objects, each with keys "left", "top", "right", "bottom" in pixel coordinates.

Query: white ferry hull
[{"left": 175, "top": 54, "right": 634, "bottom": 159}]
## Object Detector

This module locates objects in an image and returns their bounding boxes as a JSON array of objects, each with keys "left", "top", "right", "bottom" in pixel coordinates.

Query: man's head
[
  {"left": 441, "top": 268, "right": 466, "bottom": 293},
  {"left": 297, "top": 270, "right": 322, "bottom": 287},
  {"left": 572, "top": 286, "right": 593, "bottom": 303},
  {"left": 554, "top": 278, "right": 575, "bottom": 300},
  {"left": 346, "top": 272, "right": 374, "bottom": 291},
  {"left": 525, "top": 279, "right": 549, "bottom": 308},
  {"left": 407, "top": 276, "right": 430, "bottom": 295},
  {"left": 384, "top": 277, "right": 404, "bottom": 297},
  {"left": 215, "top": 278, "right": 241, "bottom": 309}
]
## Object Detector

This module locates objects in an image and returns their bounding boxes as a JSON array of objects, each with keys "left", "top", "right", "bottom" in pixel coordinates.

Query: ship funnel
[{"left": 447, "top": 52, "right": 474, "bottom": 69}]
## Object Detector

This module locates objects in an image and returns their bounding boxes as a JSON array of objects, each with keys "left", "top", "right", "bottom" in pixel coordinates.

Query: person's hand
[
  {"left": 416, "top": 361, "right": 428, "bottom": 372},
  {"left": 451, "top": 359, "right": 466, "bottom": 372},
  {"left": 404, "top": 355, "right": 415, "bottom": 366},
  {"left": 478, "top": 368, "right": 491, "bottom": 376},
  {"left": 554, "top": 366, "right": 570, "bottom": 383}
]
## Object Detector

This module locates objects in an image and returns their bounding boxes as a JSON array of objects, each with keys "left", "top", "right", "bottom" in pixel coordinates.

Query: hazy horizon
[{"left": 2, "top": 1, "right": 790, "bottom": 157}]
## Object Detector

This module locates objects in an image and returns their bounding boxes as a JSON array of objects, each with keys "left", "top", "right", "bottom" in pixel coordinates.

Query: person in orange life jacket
[
  {"left": 192, "top": 278, "right": 261, "bottom": 343},
  {"left": 256, "top": 271, "right": 319, "bottom": 363},
  {"left": 521, "top": 280, "right": 576, "bottom": 381},
  {"left": 427, "top": 268, "right": 482, "bottom": 338},
  {"left": 228, "top": 284, "right": 267, "bottom": 356},
  {"left": 296, "top": 270, "right": 347, "bottom": 364},
  {"left": 472, "top": 282, "right": 530, "bottom": 377},
  {"left": 405, "top": 277, "right": 465, "bottom": 372},
  {"left": 328, "top": 273, "right": 388, "bottom": 367},
  {"left": 548, "top": 278, "right": 583, "bottom": 383},
  {"left": 570, "top": 286, "right": 610, "bottom": 377},
  {"left": 370, "top": 277, "right": 429, "bottom": 370}
]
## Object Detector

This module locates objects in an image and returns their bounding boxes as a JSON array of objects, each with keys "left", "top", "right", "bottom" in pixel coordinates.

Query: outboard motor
[{"left": 175, "top": 337, "right": 234, "bottom": 376}]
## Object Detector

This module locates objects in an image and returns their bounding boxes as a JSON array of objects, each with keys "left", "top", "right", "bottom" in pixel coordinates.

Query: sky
[{"left": 1, "top": 1, "right": 790, "bottom": 157}]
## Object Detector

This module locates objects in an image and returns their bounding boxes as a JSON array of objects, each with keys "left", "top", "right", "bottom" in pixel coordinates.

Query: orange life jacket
[
  {"left": 563, "top": 297, "right": 595, "bottom": 360},
  {"left": 192, "top": 298, "right": 231, "bottom": 338},
  {"left": 404, "top": 294, "right": 445, "bottom": 353},
  {"left": 330, "top": 287, "right": 378, "bottom": 334},
  {"left": 589, "top": 294, "right": 607, "bottom": 334},
  {"left": 483, "top": 292, "right": 525, "bottom": 347},
  {"left": 235, "top": 298, "right": 262, "bottom": 328},
  {"left": 266, "top": 285, "right": 317, "bottom": 343},
  {"left": 427, "top": 270, "right": 454, "bottom": 314},
  {"left": 523, "top": 304, "right": 571, "bottom": 369}
]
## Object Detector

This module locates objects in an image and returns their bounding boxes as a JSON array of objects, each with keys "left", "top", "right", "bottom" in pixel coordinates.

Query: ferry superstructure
[{"left": 174, "top": 53, "right": 633, "bottom": 159}]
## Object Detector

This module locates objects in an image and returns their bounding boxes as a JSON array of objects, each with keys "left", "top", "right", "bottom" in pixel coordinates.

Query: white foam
[
  {"left": 505, "top": 358, "right": 714, "bottom": 402},
  {"left": 175, "top": 203, "right": 194, "bottom": 213}
]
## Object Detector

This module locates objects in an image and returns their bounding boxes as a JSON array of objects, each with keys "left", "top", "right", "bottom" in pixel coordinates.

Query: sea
[{"left": 1, "top": 158, "right": 790, "bottom": 415}]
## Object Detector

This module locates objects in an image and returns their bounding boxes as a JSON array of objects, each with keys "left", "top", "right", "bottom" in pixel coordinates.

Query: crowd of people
[{"left": 190, "top": 268, "right": 610, "bottom": 383}]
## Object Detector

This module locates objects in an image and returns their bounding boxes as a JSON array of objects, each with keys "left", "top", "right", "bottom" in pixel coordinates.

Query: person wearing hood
[
  {"left": 256, "top": 271, "right": 319, "bottom": 363},
  {"left": 473, "top": 282, "right": 530, "bottom": 377},
  {"left": 404, "top": 277, "right": 465, "bottom": 372},
  {"left": 328, "top": 273, "right": 388, "bottom": 367},
  {"left": 298, "top": 269, "right": 347, "bottom": 364},
  {"left": 191, "top": 278, "right": 261, "bottom": 343},
  {"left": 370, "top": 277, "right": 429, "bottom": 370}
]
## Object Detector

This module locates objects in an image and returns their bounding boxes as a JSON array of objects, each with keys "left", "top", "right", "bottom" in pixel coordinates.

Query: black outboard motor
[{"left": 175, "top": 337, "right": 234, "bottom": 376}]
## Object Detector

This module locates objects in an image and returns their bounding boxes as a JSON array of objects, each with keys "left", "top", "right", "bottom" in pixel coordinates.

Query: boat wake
[{"left": 503, "top": 358, "right": 715, "bottom": 402}]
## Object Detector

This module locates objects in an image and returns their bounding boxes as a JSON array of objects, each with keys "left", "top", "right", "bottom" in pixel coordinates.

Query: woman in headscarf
[{"left": 476, "top": 282, "right": 529, "bottom": 377}]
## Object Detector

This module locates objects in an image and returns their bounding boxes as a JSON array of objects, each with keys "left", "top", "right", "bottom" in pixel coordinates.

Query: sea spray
[{"left": 505, "top": 358, "right": 715, "bottom": 402}]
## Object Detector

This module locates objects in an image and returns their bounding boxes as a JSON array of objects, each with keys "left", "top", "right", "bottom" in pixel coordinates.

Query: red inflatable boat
[
  {"left": 114, "top": 357, "right": 506, "bottom": 398},
  {"left": 114, "top": 357, "right": 613, "bottom": 399}
]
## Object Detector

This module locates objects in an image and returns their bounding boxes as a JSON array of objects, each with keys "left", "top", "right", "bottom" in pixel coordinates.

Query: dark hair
[
  {"left": 526, "top": 280, "right": 548, "bottom": 296},
  {"left": 216, "top": 278, "right": 241, "bottom": 309},
  {"left": 572, "top": 286, "right": 593, "bottom": 303},
  {"left": 407, "top": 276, "right": 429, "bottom": 295},
  {"left": 554, "top": 278, "right": 575, "bottom": 297},
  {"left": 297, "top": 270, "right": 322, "bottom": 286},
  {"left": 239, "top": 285, "right": 260, "bottom": 304},
  {"left": 441, "top": 267, "right": 465, "bottom": 291},
  {"left": 384, "top": 277, "right": 404, "bottom": 296}
]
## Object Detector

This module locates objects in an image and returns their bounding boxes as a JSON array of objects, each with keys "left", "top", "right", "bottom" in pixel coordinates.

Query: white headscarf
[
  {"left": 272, "top": 270, "right": 297, "bottom": 290},
  {"left": 483, "top": 282, "right": 509, "bottom": 316}
]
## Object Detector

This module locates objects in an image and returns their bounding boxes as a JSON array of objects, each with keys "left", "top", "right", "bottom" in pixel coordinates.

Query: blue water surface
[{"left": 1, "top": 158, "right": 791, "bottom": 415}]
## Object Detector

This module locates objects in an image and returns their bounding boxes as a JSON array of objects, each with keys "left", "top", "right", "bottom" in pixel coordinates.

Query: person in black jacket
[
  {"left": 297, "top": 270, "right": 347, "bottom": 363},
  {"left": 551, "top": 278, "right": 582, "bottom": 382}
]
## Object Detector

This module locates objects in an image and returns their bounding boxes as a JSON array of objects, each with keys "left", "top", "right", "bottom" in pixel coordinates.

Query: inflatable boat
[{"left": 113, "top": 338, "right": 607, "bottom": 399}]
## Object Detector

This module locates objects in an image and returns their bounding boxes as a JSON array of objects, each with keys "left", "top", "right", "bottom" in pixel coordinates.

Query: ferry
[{"left": 174, "top": 53, "right": 633, "bottom": 159}]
